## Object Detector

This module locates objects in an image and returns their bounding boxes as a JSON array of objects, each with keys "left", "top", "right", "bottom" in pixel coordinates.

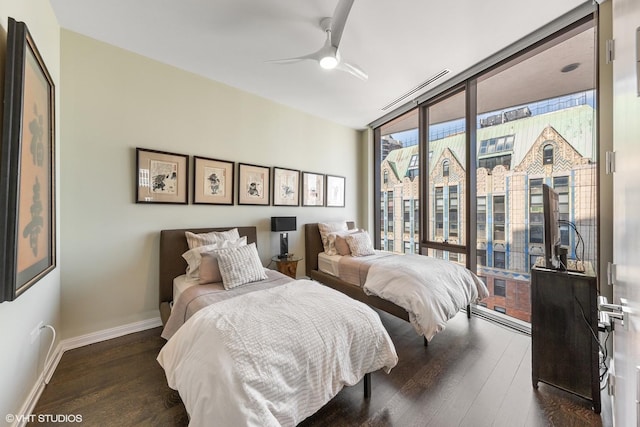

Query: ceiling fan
[{"left": 267, "top": 0, "right": 367, "bottom": 80}]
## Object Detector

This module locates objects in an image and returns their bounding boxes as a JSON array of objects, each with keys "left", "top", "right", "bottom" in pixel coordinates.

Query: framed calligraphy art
[{"left": 0, "top": 18, "right": 56, "bottom": 302}]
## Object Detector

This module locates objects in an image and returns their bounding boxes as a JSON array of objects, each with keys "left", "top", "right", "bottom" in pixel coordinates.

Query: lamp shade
[{"left": 271, "top": 216, "right": 297, "bottom": 232}]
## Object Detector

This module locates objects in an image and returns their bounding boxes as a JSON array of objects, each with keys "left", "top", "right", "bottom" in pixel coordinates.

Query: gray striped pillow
[
  {"left": 217, "top": 243, "right": 268, "bottom": 289},
  {"left": 185, "top": 228, "right": 240, "bottom": 249}
]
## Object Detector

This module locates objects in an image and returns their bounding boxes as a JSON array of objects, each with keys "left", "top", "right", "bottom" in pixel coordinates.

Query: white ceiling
[{"left": 49, "top": 0, "right": 588, "bottom": 130}]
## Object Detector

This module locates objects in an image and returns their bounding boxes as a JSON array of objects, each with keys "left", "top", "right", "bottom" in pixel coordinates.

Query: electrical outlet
[
  {"left": 30, "top": 321, "right": 44, "bottom": 344},
  {"left": 608, "top": 372, "right": 615, "bottom": 396}
]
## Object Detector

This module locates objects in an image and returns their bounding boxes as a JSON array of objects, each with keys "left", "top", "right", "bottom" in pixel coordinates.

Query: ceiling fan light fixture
[{"left": 320, "top": 55, "right": 338, "bottom": 69}]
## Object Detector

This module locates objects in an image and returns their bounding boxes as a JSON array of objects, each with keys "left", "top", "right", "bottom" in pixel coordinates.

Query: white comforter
[
  {"left": 157, "top": 279, "right": 398, "bottom": 427},
  {"left": 363, "top": 254, "right": 489, "bottom": 341}
]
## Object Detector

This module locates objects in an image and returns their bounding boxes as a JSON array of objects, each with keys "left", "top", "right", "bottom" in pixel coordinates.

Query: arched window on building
[
  {"left": 383, "top": 170, "right": 389, "bottom": 184},
  {"left": 543, "top": 143, "right": 554, "bottom": 165},
  {"left": 442, "top": 159, "right": 450, "bottom": 177}
]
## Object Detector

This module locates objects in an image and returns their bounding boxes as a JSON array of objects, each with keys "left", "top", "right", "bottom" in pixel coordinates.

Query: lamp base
[{"left": 279, "top": 232, "right": 289, "bottom": 259}]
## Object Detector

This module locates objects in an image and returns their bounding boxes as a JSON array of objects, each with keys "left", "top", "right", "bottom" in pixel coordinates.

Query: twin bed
[
  {"left": 304, "top": 222, "right": 489, "bottom": 343},
  {"left": 157, "top": 223, "right": 488, "bottom": 426},
  {"left": 156, "top": 226, "right": 398, "bottom": 427}
]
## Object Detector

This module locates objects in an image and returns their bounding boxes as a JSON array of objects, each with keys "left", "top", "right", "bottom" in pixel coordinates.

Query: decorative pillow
[
  {"left": 345, "top": 231, "right": 375, "bottom": 257},
  {"left": 181, "top": 236, "right": 247, "bottom": 280},
  {"left": 318, "top": 221, "right": 348, "bottom": 255},
  {"left": 217, "top": 243, "right": 268, "bottom": 290},
  {"left": 198, "top": 252, "right": 223, "bottom": 284},
  {"left": 329, "top": 229, "right": 362, "bottom": 256},
  {"left": 185, "top": 228, "right": 241, "bottom": 249}
]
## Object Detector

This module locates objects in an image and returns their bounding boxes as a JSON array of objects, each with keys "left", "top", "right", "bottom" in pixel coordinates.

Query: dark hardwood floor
[{"left": 31, "top": 311, "right": 611, "bottom": 426}]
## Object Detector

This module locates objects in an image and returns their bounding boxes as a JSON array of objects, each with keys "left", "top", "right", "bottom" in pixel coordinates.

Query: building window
[
  {"left": 493, "top": 195, "right": 505, "bottom": 241},
  {"left": 477, "top": 249, "right": 487, "bottom": 267},
  {"left": 529, "top": 178, "right": 544, "bottom": 244},
  {"left": 383, "top": 170, "right": 389, "bottom": 184},
  {"left": 387, "top": 191, "right": 394, "bottom": 232},
  {"left": 494, "top": 306, "right": 507, "bottom": 314},
  {"left": 435, "top": 187, "right": 444, "bottom": 238},
  {"left": 494, "top": 279, "right": 506, "bottom": 297},
  {"left": 443, "top": 160, "right": 450, "bottom": 177},
  {"left": 477, "top": 197, "right": 487, "bottom": 239},
  {"left": 449, "top": 185, "right": 458, "bottom": 238},
  {"left": 553, "top": 176, "right": 570, "bottom": 246},
  {"left": 494, "top": 251, "right": 506, "bottom": 269},
  {"left": 407, "top": 154, "right": 419, "bottom": 180},
  {"left": 543, "top": 143, "right": 554, "bottom": 165},
  {"left": 478, "top": 154, "right": 512, "bottom": 171},
  {"left": 414, "top": 200, "right": 420, "bottom": 234}
]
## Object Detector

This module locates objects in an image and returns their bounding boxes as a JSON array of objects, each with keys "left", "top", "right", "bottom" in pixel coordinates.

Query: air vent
[{"left": 381, "top": 69, "right": 451, "bottom": 111}]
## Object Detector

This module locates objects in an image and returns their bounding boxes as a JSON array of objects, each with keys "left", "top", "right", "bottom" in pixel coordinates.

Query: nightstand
[{"left": 272, "top": 255, "right": 302, "bottom": 279}]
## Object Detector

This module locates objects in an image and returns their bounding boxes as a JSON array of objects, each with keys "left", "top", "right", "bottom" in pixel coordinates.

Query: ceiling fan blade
[
  {"left": 330, "top": 0, "right": 355, "bottom": 48},
  {"left": 265, "top": 51, "right": 321, "bottom": 64},
  {"left": 337, "top": 61, "right": 368, "bottom": 80}
]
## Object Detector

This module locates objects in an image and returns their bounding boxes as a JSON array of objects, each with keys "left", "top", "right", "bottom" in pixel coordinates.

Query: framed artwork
[
  {"left": 301, "top": 171, "right": 325, "bottom": 206},
  {"left": 136, "top": 148, "right": 188, "bottom": 204},
  {"left": 326, "top": 174, "right": 346, "bottom": 207},
  {"left": 0, "top": 18, "right": 56, "bottom": 302},
  {"left": 193, "top": 156, "right": 234, "bottom": 205},
  {"left": 272, "top": 167, "right": 300, "bottom": 206},
  {"left": 238, "top": 163, "right": 270, "bottom": 205}
]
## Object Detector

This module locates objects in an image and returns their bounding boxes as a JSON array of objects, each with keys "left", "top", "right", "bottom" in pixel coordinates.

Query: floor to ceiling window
[
  {"left": 473, "top": 18, "right": 597, "bottom": 323},
  {"left": 374, "top": 13, "right": 597, "bottom": 326},
  {"left": 378, "top": 110, "right": 419, "bottom": 254}
]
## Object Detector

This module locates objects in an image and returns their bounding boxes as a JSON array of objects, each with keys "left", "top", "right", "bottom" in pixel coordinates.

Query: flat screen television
[{"left": 542, "top": 184, "right": 561, "bottom": 269}]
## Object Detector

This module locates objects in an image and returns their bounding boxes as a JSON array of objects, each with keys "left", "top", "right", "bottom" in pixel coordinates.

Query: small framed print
[
  {"left": 136, "top": 148, "right": 188, "bottom": 204},
  {"left": 238, "top": 163, "right": 270, "bottom": 205},
  {"left": 326, "top": 174, "right": 345, "bottom": 207},
  {"left": 193, "top": 156, "right": 234, "bottom": 205},
  {"left": 301, "top": 171, "right": 324, "bottom": 206},
  {"left": 273, "top": 167, "right": 300, "bottom": 206}
]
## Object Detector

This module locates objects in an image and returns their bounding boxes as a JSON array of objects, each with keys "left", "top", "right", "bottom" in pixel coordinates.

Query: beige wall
[
  {"left": 59, "top": 30, "right": 362, "bottom": 339},
  {"left": 0, "top": 1, "right": 61, "bottom": 423}
]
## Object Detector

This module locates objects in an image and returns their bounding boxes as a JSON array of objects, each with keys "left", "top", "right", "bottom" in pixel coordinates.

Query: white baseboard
[
  {"left": 13, "top": 317, "right": 162, "bottom": 427},
  {"left": 59, "top": 317, "right": 163, "bottom": 353}
]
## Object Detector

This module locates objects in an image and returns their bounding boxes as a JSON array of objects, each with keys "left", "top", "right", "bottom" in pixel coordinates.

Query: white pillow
[
  {"left": 217, "top": 243, "right": 268, "bottom": 290},
  {"left": 345, "top": 231, "right": 375, "bottom": 257},
  {"left": 181, "top": 236, "right": 247, "bottom": 280},
  {"left": 318, "top": 221, "right": 348, "bottom": 255},
  {"left": 185, "top": 228, "right": 241, "bottom": 249}
]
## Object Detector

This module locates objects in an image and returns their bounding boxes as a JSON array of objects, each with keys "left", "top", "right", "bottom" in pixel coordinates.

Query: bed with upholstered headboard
[
  {"left": 304, "top": 222, "right": 486, "bottom": 344},
  {"left": 304, "top": 223, "right": 410, "bottom": 322},
  {"left": 156, "top": 225, "right": 399, "bottom": 425},
  {"left": 158, "top": 226, "right": 258, "bottom": 325}
]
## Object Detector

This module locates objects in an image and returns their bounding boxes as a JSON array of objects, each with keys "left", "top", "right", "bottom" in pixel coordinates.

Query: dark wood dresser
[{"left": 531, "top": 266, "right": 600, "bottom": 413}]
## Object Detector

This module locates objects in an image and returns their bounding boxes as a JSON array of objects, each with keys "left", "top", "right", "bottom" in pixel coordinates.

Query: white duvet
[
  {"left": 363, "top": 254, "right": 489, "bottom": 341},
  {"left": 157, "top": 279, "right": 398, "bottom": 427}
]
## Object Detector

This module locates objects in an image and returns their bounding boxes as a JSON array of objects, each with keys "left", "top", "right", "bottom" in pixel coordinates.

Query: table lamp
[{"left": 271, "top": 216, "right": 297, "bottom": 259}]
